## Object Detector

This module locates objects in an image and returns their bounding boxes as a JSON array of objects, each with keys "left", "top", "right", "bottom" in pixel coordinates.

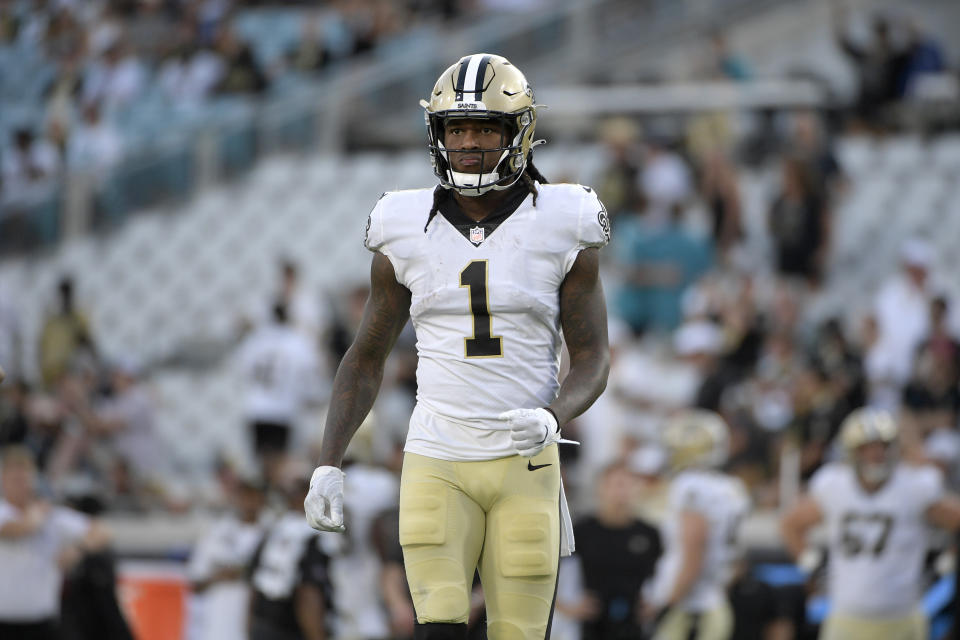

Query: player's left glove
[
  {"left": 500, "top": 408, "right": 560, "bottom": 458},
  {"left": 304, "top": 466, "right": 346, "bottom": 533}
]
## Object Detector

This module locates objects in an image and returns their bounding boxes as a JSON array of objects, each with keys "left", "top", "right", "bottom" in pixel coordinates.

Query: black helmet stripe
[
  {"left": 471, "top": 54, "right": 491, "bottom": 101},
  {"left": 454, "top": 54, "right": 492, "bottom": 103},
  {"left": 454, "top": 55, "right": 470, "bottom": 101}
]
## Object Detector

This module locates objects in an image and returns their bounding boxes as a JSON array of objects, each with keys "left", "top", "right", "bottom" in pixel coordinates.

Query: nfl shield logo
[{"left": 470, "top": 226, "right": 485, "bottom": 243}]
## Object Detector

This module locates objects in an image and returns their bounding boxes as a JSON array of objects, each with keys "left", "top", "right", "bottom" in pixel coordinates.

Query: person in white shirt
[
  {"left": 188, "top": 475, "right": 268, "bottom": 640},
  {"left": 645, "top": 410, "right": 750, "bottom": 640},
  {"left": 236, "top": 304, "right": 324, "bottom": 483},
  {"left": 0, "top": 446, "right": 109, "bottom": 639},
  {"left": 780, "top": 408, "right": 960, "bottom": 640},
  {"left": 1, "top": 128, "right": 60, "bottom": 199},
  {"left": 869, "top": 239, "right": 939, "bottom": 403}
]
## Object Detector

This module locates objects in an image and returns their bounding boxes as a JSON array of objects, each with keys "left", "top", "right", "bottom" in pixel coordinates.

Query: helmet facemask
[{"left": 426, "top": 108, "right": 534, "bottom": 197}]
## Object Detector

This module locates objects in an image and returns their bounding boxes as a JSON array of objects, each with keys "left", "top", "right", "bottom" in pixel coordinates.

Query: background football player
[
  {"left": 304, "top": 53, "right": 611, "bottom": 640},
  {"left": 645, "top": 410, "right": 750, "bottom": 640},
  {"left": 780, "top": 408, "right": 960, "bottom": 640}
]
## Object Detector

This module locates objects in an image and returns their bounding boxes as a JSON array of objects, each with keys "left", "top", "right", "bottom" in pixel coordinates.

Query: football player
[
  {"left": 304, "top": 53, "right": 610, "bottom": 640},
  {"left": 780, "top": 408, "right": 960, "bottom": 640},
  {"left": 645, "top": 410, "right": 750, "bottom": 640}
]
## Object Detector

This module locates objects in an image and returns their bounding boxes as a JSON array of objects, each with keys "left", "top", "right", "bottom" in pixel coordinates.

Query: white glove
[
  {"left": 500, "top": 408, "right": 560, "bottom": 458},
  {"left": 304, "top": 466, "right": 345, "bottom": 532}
]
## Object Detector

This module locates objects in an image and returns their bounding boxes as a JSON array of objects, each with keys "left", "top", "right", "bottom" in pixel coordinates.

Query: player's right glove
[
  {"left": 304, "top": 466, "right": 345, "bottom": 532},
  {"left": 500, "top": 408, "right": 561, "bottom": 458}
]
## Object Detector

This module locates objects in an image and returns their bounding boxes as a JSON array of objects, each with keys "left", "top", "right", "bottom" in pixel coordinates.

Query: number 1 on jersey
[{"left": 459, "top": 260, "right": 503, "bottom": 358}]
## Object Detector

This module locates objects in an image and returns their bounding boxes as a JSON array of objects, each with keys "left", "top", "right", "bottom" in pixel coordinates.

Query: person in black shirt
[
  {"left": 249, "top": 467, "right": 333, "bottom": 640},
  {"left": 572, "top": 462, "right": 662, "bottom": 640}
]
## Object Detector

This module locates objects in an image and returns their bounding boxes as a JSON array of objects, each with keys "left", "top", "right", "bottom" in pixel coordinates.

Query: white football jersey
[
  {"left": 649, "top": 469, "right": 750, "bottom": 611},
  {"left": 365, "top": 183, "right": 610, "bottom": 461},
  {"left": 235, "top": 323, "right": 324, "bottom": 424},
  {"left": 809, "top": 462, "right": 943, "bottom": 617}
]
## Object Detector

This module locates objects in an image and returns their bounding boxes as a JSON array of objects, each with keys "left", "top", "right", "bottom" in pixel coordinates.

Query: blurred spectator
[
  {"left": 871, "top": 239, "right": 937, "bottom": 393},
  {"left": 38, "top": 277, "right": 96, "bottom": 388},
  {"left": 697, "top": 149, "right": 742, "bottom": 259},
  {"left": 706, "top": 31, "right": 751, "bottom": 81},
  {"left": 59, "top": 359, "right": 167, "bottom": 505},
  {"left": 188, "top": 475, "right": 268, "bottom": 640},
  {"left": 248, "top": 464, "right": 334, "bottom": 640},
  {"left": 333, "top": 425, "right": 400, "bottom": 640},
  {"left": 613, "top": 210, "right": 713, "bottom": 334},
  {"left": 767, "top": 155, "right": 828, "bottom": 284},
  {"left": 899, "top": 18, "right": 947, "bottom": 99},
  {"left": 67, "top": 103, "right": 124, "bottom": 179},
  {"left": 276, "top": 259, "right": 329, "bottom": 345},
  {"left": 0, "top": 446, "right": 110, "bottom": 639},
  {"left": 0, "top": 381, "right": 31, "bottom": 447},
  {"left": 0, "top": 283, "right": 22, "bottom": 382},
  {"left": 1, "top": 128, "right": 60, "bottom": 198},
  {"left": 594, "top": 117, "right": 643, "bottom": 218},
  {"left": 833, "top": 7, "right": 910, "bottom": 127},
  {"left": 235, "top": 303, "right": 324, "bottom": 484},
  {"left": 81, "top": 40, "right": 147, "bottom": 114},
  {"left": 639, "top": 137, "right": 693, "bottom": 226},
  {"left": 789, "top": 111, "right": 843, "bottom": 202},
  {"left": 287, "top": 12, "right": 330, "bottom": 73},
  {"left": 214, "top": 26, "right": 268, "bottom": 95},
  {"left": 157, "top": 42, "right": 225, "bottom": 106},
  {"left": 902, "top": 298, "right": 960, "bottom": 437},
  {"left": 571, "top": 462, "right": 662, "bottom": 640},
  {"left": 44, "top": 55, "right": 84, "bottom": 154}
]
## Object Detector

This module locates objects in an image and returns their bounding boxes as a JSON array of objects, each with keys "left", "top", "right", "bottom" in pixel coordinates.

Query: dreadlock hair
[{"left": 424, "top": 151, "right": 548, "bottom": 233}]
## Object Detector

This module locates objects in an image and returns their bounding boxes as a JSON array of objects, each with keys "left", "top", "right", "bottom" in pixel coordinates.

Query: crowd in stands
[
  {"left": 0, "top": 0, "right": 468, "bottom": 209},
  {"left": 0, "top": 3, "right": 958, "bottom": 639}
]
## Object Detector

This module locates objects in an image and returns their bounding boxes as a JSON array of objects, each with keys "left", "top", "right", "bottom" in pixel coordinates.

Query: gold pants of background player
[
  {"left": 399, "top": 446, "right": 561, "bottom": 640},
  {"left": 819, "top": 610, "right": 926, "bottom": 640},
  {"left": 653, "top": 601, "right": 733, "bottom": 640}
]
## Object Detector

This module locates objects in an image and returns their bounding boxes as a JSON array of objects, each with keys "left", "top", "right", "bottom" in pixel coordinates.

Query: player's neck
[{"left": 452, "top": 187, "right": 515, "bottom": 223}]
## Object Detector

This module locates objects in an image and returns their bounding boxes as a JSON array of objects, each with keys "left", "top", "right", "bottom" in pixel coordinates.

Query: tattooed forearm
[
  {"left": 317, "top": 253, "right": 411, "bottom": 467},
  {"left": 549, "top": 247, "right": 610, "bottom": 427}
]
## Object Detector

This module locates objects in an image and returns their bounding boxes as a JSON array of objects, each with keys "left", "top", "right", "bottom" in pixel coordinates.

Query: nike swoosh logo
[
  {"left": 503, "top": 90, "right": 521, "bottom": 96},
  {"left": 527, "top": 461, "right": 552, "bottom": 471}
]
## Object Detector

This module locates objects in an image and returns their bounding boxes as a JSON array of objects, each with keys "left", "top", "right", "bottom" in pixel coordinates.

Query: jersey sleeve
[
  {"left": 807, "top": 464, "right": 840, "bottom": 513},
  {"left": 362, "top": 192, "right": 389, "bottom": 253},
  {"left": 51, "top": 506, "right": 91, "bottom": 543},
  {"left": 910, "top": 465, "right": 945, "bottom": 513},
  {"left": 563, "top": 186, "right": 611, "bottom": 275}
]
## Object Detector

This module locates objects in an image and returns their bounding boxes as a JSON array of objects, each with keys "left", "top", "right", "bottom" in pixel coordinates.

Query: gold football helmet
[
  {"left": 661, "top": 410, "right": 730, "bottom": 471},
  {"left": 839, "top": 408, "right": 899, "bottom": 484},
  {"left": 421, "top": 53, "right": 542, "bottom": 196}
]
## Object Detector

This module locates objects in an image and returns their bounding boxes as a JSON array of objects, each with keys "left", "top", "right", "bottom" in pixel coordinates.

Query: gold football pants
[
  {"left": 653, "top": 601, "right": 733, "bottom": 640},
  {"left": 399, "top": 446, "right": 561, "bottom": 640},
  {"left": 819, "top": 610, "right": 926, "bottom": 640}
]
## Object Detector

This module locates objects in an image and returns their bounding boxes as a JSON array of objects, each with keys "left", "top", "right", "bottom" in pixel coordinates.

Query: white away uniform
[
  {"left": 650, "top": 470, "right": 750, "bottom": 640},
  {"left": 809, "top": 463, "right": 943, "bottom": 640},
  {"left": 364, "top": 182, "right": 610, "bottom": 461},
  {"left": 366, "top": 182, "right": 609, "bottom": 636}
]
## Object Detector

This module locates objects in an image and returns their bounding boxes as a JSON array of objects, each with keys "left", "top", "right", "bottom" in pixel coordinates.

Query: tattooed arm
[
  {"left": 548, "top": 247, "right": 609, "bottom": 426},
  {"left": 316, "top": 253, "right": 411, "bottom": 468}
]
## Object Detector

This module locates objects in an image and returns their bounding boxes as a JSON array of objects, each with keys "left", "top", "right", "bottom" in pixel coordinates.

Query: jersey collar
[{"left": 436, "top": 182, "right": 530, "bottom": 246}]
